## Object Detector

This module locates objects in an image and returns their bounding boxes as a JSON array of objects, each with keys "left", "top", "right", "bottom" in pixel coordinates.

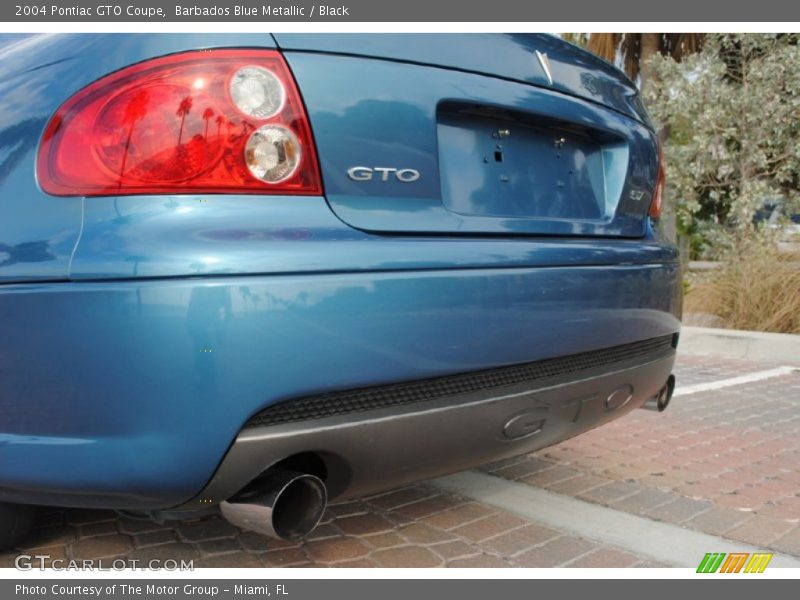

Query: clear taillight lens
[
  {"left": 650, "top": 144, "right": 665, "bottom": 219},
  {"left": 37, "top": 49, "right": 322, "bottom": 196}
]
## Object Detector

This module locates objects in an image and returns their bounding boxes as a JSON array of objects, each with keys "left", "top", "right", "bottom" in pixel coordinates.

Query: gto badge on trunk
[{"left": 347, "top": 166, "right": 421, "bottom": 182}]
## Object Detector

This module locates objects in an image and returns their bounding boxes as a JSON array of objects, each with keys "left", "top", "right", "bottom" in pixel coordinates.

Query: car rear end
[{"left": 0, "top": 34, "right": 679, "bottom": 541}]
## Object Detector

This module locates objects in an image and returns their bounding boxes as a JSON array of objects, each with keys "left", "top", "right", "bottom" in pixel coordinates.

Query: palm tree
[
  {"left": 176, "top": 95, "right": 193, "bottom": 145},
  {"left": 581, "top": 34, "right": 705, "bottom": 95},
  {"left": 215, "top": 114, "right": 225, "bottom": 138},
  {"left": 202, "top": 107, "right": 214, "bottom": 139},
  {"left": 119, "top": 90, "right": 149, "bottom": 181}
]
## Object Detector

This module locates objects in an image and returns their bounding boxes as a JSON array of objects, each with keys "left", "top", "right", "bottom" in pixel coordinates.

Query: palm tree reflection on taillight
[{"left": 38, "top": 49, "right": 322, "bottom": 196}]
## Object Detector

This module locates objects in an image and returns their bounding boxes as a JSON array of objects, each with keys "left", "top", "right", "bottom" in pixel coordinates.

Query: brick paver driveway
[{"left": 2, "top": 352, "right": 798, "bottom": 568}]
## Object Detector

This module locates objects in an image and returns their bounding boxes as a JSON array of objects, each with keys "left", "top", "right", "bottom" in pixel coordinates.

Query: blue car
[{"left": 0, "top": 33, "right": 680, "bottom": 547}]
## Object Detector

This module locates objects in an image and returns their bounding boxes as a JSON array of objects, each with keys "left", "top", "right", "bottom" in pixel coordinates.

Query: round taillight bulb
[
  {"left": 244, "top": 125, "right": 302, "bottom": 183},
  {"left": 229, "top": 66, "right": 285, "bottom": 119}
]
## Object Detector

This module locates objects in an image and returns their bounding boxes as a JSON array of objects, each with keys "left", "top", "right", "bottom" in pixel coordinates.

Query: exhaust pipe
[
  {"left": 220, "top": 470, "right": 327, "bottom": 541},
  {"left": 642, "top": 374, "right": 675, "bottom": 412}
]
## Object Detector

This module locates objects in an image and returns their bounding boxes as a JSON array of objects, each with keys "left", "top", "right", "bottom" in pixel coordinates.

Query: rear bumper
[
  {"left": 0, "top": 260, "right": 680, "bottom": 509},
  {"left": 177, "top": 337, "right": 676, "bottom": 507}
]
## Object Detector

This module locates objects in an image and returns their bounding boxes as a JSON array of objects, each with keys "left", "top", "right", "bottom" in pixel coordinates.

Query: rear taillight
[
  {"left": 649, "top": 144, "right": 665, "bottom": 219},
  {"left": 37, "top": 50, "right": 322, "bottom": 196}
]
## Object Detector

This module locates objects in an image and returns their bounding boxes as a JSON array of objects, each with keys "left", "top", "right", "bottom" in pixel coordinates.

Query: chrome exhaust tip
[
  {"left": 642, "top": 374, "right": 675, "bottom": 412},
  {"left": 220, "top": 470, "right": 327, "bottom": 541}
]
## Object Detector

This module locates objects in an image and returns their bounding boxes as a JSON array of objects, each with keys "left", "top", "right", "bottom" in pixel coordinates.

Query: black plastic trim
[
  {"left": 245, "top": 335, "right": 674, "bottom": 428},
  {"left": 175, "top": 337, "right": 677, "bottom": 509}
]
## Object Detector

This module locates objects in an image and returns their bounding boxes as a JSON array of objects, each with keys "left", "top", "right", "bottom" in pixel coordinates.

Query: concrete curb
[
  {"left": 679, "top": 325, "right": 800, "bottom": 364},
  {"left": 432, "top": 471, "right": 800, "bottom": 568}
]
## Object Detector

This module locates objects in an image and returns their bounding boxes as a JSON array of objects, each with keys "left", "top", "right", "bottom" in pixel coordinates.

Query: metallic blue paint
[
  {"left": 71, "top": 195, "right": 677, "bottom": 280},
  {"left": 0, "top": 33, "right": 681, "bottom": 510},
  {"left": 273, "top": 34, "right": 650, "bottom": 125}
]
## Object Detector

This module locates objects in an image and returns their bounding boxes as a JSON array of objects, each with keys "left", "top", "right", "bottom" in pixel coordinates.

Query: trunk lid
[
  {"left": 278, "top": 34, "right": 659, "bottom": 238},
  {"left": 274, "top": 34, "right": 650, "bottom": 125}
]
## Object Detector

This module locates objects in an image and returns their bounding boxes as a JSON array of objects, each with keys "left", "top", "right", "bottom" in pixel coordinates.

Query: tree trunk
[{"left": 638, "top": 33, "right": 660, "bottom": 96}]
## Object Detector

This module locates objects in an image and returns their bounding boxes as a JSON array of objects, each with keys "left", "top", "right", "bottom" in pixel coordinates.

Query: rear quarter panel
[{"left": 0, "top": 33, "right": 275, "bottom": 283}]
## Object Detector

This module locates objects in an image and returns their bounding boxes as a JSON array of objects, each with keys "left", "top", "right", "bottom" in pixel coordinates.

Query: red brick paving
[
  {"left": 485, "top": 354, "right": 800, "bottom": 556},
  {"left": 0, "top": 487, "right": 644, "bottom": 568}
]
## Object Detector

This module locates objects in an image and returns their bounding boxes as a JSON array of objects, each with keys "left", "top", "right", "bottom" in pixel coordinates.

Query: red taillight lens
[
  {"left": 37, "top": 50, "right": 322, "bottom": 196},
  {"left": 649, "top": 144, "right": 665, "bottom": 219}
]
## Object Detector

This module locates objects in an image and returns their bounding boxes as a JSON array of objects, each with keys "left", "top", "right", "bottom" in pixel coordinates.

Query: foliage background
[
  {"left": 644, "top": 34, "right": 800, "bottom": 258},
  {"left": 565, "top": 33, "right": 800, "bottom": 332}
]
